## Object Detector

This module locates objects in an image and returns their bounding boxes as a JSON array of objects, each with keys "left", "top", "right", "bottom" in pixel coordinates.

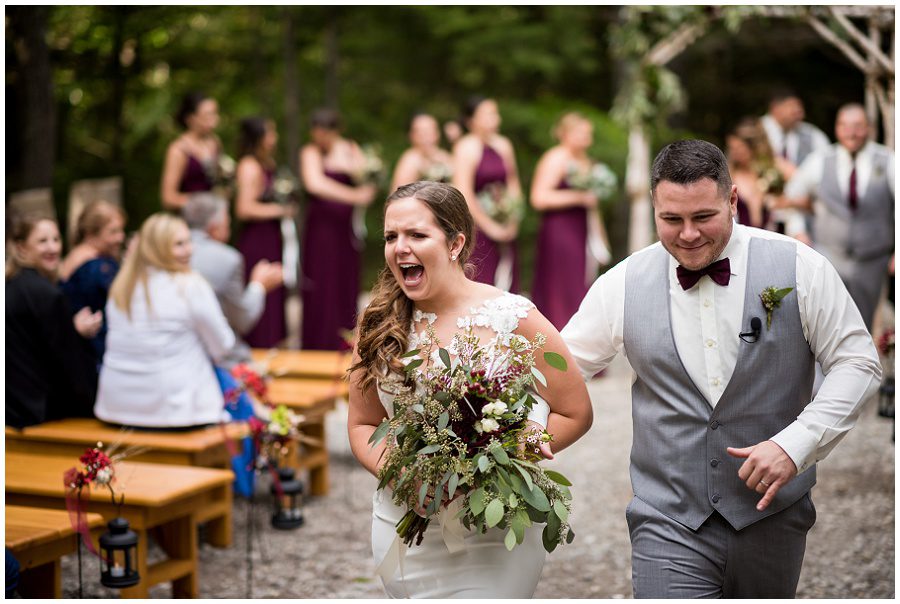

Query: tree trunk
[
  {"left": 109, "top": 7, "right": 128, "bottom": 173},
  {"left": 626, "top": 125, "right": 654, "bottom": 252},
  {"left": 324, "top": 12, "right": 340, "bottom": 110},
  {"left": 282, "top": 9, "right": 302, "bottom": 173},
  {"left": 9, "top": 6, "right": 56, "bottom": 191}
]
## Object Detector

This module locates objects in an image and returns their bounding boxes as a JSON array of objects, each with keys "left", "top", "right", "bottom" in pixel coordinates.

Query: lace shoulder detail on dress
[{"left": 456, "top": 292, "right": 534, "bottom": 339}]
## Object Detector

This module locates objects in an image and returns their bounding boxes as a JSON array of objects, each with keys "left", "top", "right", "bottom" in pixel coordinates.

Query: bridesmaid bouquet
[
  {"left": 567, "top": 161, "right": 618, "bottom": 202},
  {"left": 477, "top": 182, "right": 525, "bottom": 225},
  {"left": 420, "top": 160, "right": 454, "bottom": 183},
  {"left": 755, "top": 161, "right": 785, "bottom": 196},
  {"left": 353, "top": 144, "right": 387, "bottom": 186},
  {"left": 370, "top": 327, "right": 575, "bottom": 553}
]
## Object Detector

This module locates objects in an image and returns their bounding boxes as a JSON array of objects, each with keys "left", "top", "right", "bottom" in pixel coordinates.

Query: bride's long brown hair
[{"left": 351, "top": 181, "right": 475, "bottom": 395}]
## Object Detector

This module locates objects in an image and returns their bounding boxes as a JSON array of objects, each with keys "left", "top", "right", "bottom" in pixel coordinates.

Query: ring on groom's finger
[{"left": 759, "top": 479, "right": 770, "bottom": 487}]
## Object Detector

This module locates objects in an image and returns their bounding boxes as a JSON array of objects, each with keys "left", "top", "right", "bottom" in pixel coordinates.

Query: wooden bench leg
[
  {"left": 17, "top": 559, "right": 61, "bottom": 598},
  {"left": 204, "top": 486, "right": 233, "bottom": 548},
  {"left": 155, "top": 515, "right": 198, "bottom": 598},
  {"left": 119, "top": 529, "right": 150, "bottom": 599},
  {"left": 305, "top": 420, "right": 329, "bottom": 496}
]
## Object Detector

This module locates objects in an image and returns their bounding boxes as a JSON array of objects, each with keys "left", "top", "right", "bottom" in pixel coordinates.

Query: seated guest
[
  {"left": 95, "top": 212, "right": 236, "bottom": 429},
  {"left": 6, "top": 213, "right": 98, "bottom": 428},
  {"left": 60, "top": 200, "right": 127, "bottom": 364},
  {"left": 183, "top": 192, "right": 284, "bottom": 367}
]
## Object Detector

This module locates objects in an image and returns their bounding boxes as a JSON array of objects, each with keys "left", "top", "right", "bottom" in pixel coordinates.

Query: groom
[{"left": 561, "top": 139, "right": 882, "bottom": 598}]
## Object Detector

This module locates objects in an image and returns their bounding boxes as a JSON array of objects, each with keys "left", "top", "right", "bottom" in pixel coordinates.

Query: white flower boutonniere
[{"left": 759, "top": 286, "right": 793, "bottom": 330}]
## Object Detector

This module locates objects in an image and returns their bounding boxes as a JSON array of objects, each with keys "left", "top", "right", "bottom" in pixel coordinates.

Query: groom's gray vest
[{"left": 623, "top": 238, "right": 816, "bottom": 531}]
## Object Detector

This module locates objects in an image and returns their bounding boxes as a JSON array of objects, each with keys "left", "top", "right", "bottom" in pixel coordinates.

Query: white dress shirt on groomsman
[
  {"left": 784, "top": 103, "right": 895, "bottom": 331},
  {"left": 561, "top": 139, "right": 882, "bottom": 598},
  {"left": 761, "top": 90, "right": 831, "bottom": 236}
]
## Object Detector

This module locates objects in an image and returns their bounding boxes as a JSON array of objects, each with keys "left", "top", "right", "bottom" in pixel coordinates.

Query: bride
[{"left": 347, "top": 181, "right": 593, "bottom": 598}]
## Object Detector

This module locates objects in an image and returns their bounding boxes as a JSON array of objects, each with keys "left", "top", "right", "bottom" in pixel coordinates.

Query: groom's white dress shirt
[{"left": 561, "top": 224, "right": 882, "bottom": 475}]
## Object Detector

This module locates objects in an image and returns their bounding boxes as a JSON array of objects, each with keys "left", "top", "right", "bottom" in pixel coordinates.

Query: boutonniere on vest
[{"left": 759, "top": 286, "right": 793, "bottom": 330}]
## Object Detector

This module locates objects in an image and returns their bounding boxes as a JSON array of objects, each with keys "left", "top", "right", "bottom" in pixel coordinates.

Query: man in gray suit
[
  {"left": 785, "top": 103, "right": 895, "bottom": 331},
  {"left": 562, "top": 139, "right": 881, "bottom": 597},
  {"left": 183, "top": 192, "right": 283, "bottom": 367}
]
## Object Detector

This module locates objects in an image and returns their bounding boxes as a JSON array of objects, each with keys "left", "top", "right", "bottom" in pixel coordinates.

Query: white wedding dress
[{"left": 371, "top": 292, "right": 548, "bottom": 598}]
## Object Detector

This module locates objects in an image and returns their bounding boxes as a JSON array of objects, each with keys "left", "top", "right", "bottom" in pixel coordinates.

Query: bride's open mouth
[{"left": 399, "top": 263, "right": 425, "bottom": 287}]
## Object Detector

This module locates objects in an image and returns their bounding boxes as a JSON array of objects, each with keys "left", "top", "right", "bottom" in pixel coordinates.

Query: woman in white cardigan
[{"left": 95, "top": 212, "right": 235, "bottom": 428}]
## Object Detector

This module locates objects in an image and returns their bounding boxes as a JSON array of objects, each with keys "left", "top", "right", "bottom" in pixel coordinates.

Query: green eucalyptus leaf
[
  {"left": 437, "top": 411, "right": 449, "bottom": 431},
  {"left": 513, "top": 462, "right": 534, "bottom": 492},
  {"left": 531, "top": 366, "right": 547, "bottom": 387},
  {"left": 504, "top": 528, "right": 517, "bottom": 551},
  {"left": 477, "top": 454, "right": 490, "bottom": 473},
  {"left": 468, "top": 488, "right": 486, "bottom": 515},
  {"left": 448, "top": 473, "right": 459, "bottom": 500},
  {"left": 404, "top": 358, "right": 424, "bottom": 372},
  {"left": 418, "top": 482, "right": 429, "bottom": 509},
  {"left": 485, "top": 499, "right": 504, "bottom": 528},
  {"left": 520, "top": 484, "right": 551, "bottom": 512},
  {"left": 368, "top": 420, "right": 390, "bottom": 446},
  {"left": 400, "top": 349, "right": 421, "bottom": 358},
  {"left": 542, "top": 524, "right": 559, "bottom": 553},
  {"left": 544, "top": 470, "right": 573, "bottom": 486},
  {"left": 543, "top": 351, "right": 568, "bottom": 371},
  {"left": 553, "top": 499, "right": 569, "bottom": 523},
  {"left": 492, "top": 446, "right": 510, "bottom": 466},
  {"left": 439, "top": 348, "right": 452, "bottom": 369},
  {"left": 418, "top": 444, "right": 441, "bottom": 455}
]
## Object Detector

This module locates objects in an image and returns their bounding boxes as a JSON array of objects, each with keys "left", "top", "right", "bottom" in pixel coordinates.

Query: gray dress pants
[{"left": 627, "top": 493, "right": 816, "bottom": 598}]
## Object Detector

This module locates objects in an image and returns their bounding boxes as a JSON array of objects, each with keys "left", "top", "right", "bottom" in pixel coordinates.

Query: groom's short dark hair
[{"left": 650, "top": 139, "right": 732, "bottom": 201}]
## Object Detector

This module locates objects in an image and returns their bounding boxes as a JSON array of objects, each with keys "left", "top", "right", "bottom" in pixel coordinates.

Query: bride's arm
[
  {"left": 516, "top": 308, "right": 593, "bottom": 454},
  {"left": 347, "top": 350, "right": 390, "bottom": 477}
]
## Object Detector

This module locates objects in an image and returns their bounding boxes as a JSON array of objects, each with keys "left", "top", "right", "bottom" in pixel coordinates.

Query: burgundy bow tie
[{"left": 676, "top": 258, "right": 731, "bottom": 290}]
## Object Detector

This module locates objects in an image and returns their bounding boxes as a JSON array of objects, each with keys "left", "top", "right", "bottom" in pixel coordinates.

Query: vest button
[
  {"left": 711, "top": 494, "right": 721, "bottom": 504},
  {"left": 710, "top": 420, "right": 720, "bottom": 430},
  {"left": 710, "top": 459, "right": 719, "bottom": 467}
]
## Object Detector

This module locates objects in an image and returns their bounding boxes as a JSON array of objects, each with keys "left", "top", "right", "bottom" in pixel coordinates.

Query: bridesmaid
[
  {"left": 452, "top": 96, "right": 522, "bottom": 292},
  {"left": 530, "top": 112, "right": 611, "bottom": 331},
  {"left": 235, "top": 117, "right": 291, "bottom": 348},
  {"left": 725, "top": 117, "right": 780, "bottom": 230},
  {"left": 299, "top": 108, "right": 376, "bottom": 350},
  {"left": 390, "top": 112, "right": 453, "bottom": 191},
  {"left": 160, "top": 92, "right": 222, "bottom": 211},
  {"left": 59, "top": 200, "right": 127, "bottom": 363}
]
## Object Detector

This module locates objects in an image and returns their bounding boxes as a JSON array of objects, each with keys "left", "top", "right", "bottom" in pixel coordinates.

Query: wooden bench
[
  {"left": 6, "top": 420, "right": 246, "bottom": 547},
  {"left": 251, "top": 349, "right": 350, "bottom": 380},
  {"left": 6, "top": 505, "right": 105, "bottom": 598},
  {"left": 6, "top": 452, "right": 234, "bottom": 598},
  {"left": 267, "top": 377, "right": 349, "bottom": 496}
]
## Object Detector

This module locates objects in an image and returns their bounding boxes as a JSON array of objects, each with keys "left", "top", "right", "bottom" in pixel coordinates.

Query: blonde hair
[
  {"left": 5, "top": 212, "right": 59, "bottom": 280},
  {"left": 75, "top": 200, "right": 126, "bottom": 245},
  {"left": 351, "top": 182, "right": 475, "bottom": 395},
  {"left": 728, "top": 117, "right": 775, "bottom": 169},
  {"left": 108, "top": 212, "right": 190, "bottom": 318},
  {"left": 553, "top": 111, "right": 590, "bottom": 142}
]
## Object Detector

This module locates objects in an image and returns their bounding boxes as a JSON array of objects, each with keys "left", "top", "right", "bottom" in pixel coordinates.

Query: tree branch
[
  {"left": 806, "top": 14, "right": 870, "bottom": 72},
  {"left": 645, "top": 21, "right": 708, "bottom": 66},
  {"left": 830, "top": 7, "right": 893, "bottom": 75}
]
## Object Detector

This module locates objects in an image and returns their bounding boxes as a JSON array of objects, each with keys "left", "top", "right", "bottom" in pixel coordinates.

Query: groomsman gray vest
[
  {"left": 623, "top": 238, "right": 816, "bottom": 531},
  {"left": 814, "top": 144, "right": 894, "bottom": 263},
  {"left": 793, "top": 123, "right": 819, "bottom": 165}
]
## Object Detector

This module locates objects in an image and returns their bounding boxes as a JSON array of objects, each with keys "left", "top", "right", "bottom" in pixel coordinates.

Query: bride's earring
[{"left": 450, "top": 253, "right": 457, "bottom": 262}]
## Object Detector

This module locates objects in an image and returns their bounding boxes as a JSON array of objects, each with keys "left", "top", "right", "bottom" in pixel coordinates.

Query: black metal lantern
[
  {"left": 270, "top": 467, "right": 304, "bottom": 530},
  {"left": 878, "top": 375, "right": 895, "bottom": 419},
  {"left": 99, "top": 517, "right": 140, "bottom": 588}
]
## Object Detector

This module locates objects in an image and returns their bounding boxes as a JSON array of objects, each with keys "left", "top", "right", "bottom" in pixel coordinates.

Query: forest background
[{"left": 5, "top": 5, "right": 875, "bottom": 291}]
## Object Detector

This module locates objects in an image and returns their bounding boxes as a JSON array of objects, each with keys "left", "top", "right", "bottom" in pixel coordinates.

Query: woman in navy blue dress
[{"left": 60, "top": 200, "right": 127, "bottom": 364}]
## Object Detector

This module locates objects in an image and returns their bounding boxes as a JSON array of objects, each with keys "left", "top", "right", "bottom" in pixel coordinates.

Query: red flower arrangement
[{"left": 878, "top": 328, "right": 895, "bottom": 356}]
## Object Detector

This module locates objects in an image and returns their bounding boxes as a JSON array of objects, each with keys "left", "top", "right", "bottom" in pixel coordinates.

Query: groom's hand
[{"left": 726, "top": 441, "right": 798, "bottom": 512}]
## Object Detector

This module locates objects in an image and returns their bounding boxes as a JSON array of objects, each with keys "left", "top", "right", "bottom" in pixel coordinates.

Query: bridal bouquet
[
  {"left": 370, "top": 327, "right": 575, "bottom": 553},
  {"left": 477, "top": 182, "right": 525, "bottom": 225},
  {"left": 567, "top": 162, "right": 618, "bottom": 202}
]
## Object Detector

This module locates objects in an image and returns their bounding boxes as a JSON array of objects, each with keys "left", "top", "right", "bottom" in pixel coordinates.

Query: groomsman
[
  {"left": 760, "top": 90, "right": 831, "bottom": 235},
  {"left": 785, "top": 103, "right": 895, "bottom": 331},
  {"left": 562, "top": 139, "right": 881, "bottom": 598}
]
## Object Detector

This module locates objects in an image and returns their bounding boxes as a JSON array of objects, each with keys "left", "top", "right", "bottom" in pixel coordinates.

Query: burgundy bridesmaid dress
[
  {"left": 179, "top": 153, "right": 216, "bottom": 193},
  {"left": 237, "top": 165, "right": 287, "bottom": 348},
  {"left": 471, "top": 145, "right": 519, "bottom": 292},
  {"left": 531, "top": 179, "right": 590, "bottom": 331},
  {"left": 300, "top": 170, "right": 360, "bottom": 351}
]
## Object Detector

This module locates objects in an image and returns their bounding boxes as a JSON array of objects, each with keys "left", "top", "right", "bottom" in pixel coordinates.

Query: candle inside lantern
[{"left": 110, "top": 564, "right": 125, "bottom": 578}]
